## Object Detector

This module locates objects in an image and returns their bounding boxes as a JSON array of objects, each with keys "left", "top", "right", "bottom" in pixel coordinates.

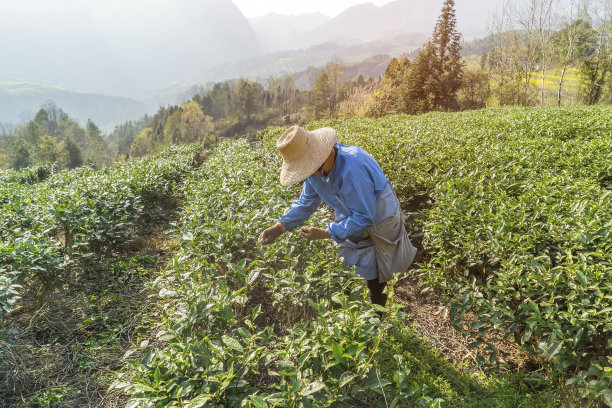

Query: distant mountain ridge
[
  {"left": 0, "top": 83, "right": 148, "bottom": 129},
  {"left": 248, "top": 0, "right": 496, "bottom": 54},
  {"left": 198, "top": 34, "right": 426, "bottom": 87},
  {"left": 0, "top": 0, "right": 260, "bottom": 97},
  {"left": 249, "top": 12, "right": 332, "bottom": 53}
]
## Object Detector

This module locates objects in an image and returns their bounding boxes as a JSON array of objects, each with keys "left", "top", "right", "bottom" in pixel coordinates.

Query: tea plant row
[
  {"left": 0, "top": 162, "right": 57, "bottom": 185},
  {"left": 115, "top": 140, "right": 450, "bottom": 407},
  {"left": 259, "top": 106, "right": 612, "bottom": 404},
  {"left": 0, "top": 145, "right": 202, "bottom": 324}
]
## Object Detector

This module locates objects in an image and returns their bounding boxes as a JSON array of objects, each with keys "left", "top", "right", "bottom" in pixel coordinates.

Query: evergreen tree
[
  {"left": 403, "top": 0, "right": 463, "bottom": 113},
  {"left": 34, "top": 108, "right": 50, "bottom": 132},
  {"left": 368, "top": 56, "right": 411, "bottom": 116},
  {"left": 403, "top": 46, "right": 437, "bottom": 114},
  {"left": 233, "top": 78, "right": 263, "bottom": 120},
  {"left": 85, "top": 119, "right": 110, "bottom": 168},
  {"left": 10, "top": 139, "right": 33, "bottom": 170},
  {"left": 64, "top": 136, "right": 83, "bottom": 169},
  {"left": 310, "top": 72, "right": 331, "bottom": 119}
]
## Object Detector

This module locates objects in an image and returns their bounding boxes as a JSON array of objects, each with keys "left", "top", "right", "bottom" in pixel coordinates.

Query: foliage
[
  {"left": 310, "top": 72, "right": 332, "bottom": 120},
  {"left": 0, "top": 145, "right": 202, "bottom": 325},
  {"left": 457, "top": 68, "right": 490, "bottom": 110},
  {"left": 114, "top": 140, "right": 464, "bottom": 407},
  {"left": 0, "top": 103, "right": 111, "bottom": 170},
  {"left": 113, "top": 133, "right": 570, "bottom": 407},
  {"left": 24, "top": 386, "right": 74, "bottom": 407},
  {"left": 367, "top": 57, "right": 411, "bottom": 117},
  {"left": 403, "top": 0, "right": 463, "bottom": 114},
  {"left": 578, "top": 3, "right": 612, "bottom": 105},
  {"left": 260, "top": 105, "right": 612, "bottom": 405}
]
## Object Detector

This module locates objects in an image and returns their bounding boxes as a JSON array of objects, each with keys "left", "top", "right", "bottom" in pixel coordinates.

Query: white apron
[{"left": 338, "top": 183, "right": 417, "bottom": 282}]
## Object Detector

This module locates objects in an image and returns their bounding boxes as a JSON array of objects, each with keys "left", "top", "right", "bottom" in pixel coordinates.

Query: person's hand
[
  {"left": 300, "top": 226, "right": 331, "bottom": 241},
  {"left": 258, "top": 223, "right": 286, "bottom": 245}
]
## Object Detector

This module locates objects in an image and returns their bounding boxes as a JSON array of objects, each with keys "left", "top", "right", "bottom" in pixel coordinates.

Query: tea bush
[
  {"left": 0, "top": 145, "right": 202, "bottom": 324},
  {"left": 116, "top": 141, "right": 447, "bottom": 407},
  {"left": 259, "top": 106, "right": 612, "bottom": 404}
]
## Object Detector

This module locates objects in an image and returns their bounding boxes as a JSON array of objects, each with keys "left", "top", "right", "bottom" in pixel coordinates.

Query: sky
[
  {"left": 0, "top": 0, "right": 396, "bottom": 25},
  {"left": 231, "top": 0, "right": 395, "bottom": 18}
]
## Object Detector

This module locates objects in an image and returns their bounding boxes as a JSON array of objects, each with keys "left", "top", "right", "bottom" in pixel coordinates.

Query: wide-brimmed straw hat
[{"left": 277, "top": 125, "right": 336, "bottom": 186}]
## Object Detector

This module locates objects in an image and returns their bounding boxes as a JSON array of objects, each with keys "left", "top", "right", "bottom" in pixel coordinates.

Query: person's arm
[
  {"left": 277, "top": 179, "right": 321, "bottom": 230},
  {"left": 327, "top": 169, "right": 377, "bottom": 243},
  {"left": 258, "top": 180, "right": 321, "bottom": 245}
]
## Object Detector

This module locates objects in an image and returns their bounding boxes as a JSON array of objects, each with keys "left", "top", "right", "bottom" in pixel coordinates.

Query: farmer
[{"left": 258, "top": 126, "right": 417, "bottom": 307}]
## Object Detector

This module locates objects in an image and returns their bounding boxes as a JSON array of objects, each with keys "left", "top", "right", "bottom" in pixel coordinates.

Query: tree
[
  {"left": 64, "top": 136, "right": 83, "bottom": 169},
  {"left": 403, "top": 46, "right": 437, "bottom": 113},
  {"left": 9, "top": 139, "right": 33, "bottom": 170},
  {"left": 179, "top": 101, "right": 213, "bottom": 145},
  {"left": 531, "top": 0, "right": 558, "bottom": 105},
  {"left": 199, "top": 82, "right": 232, "bottom": 119},
  {"left": 37, "top": 134, "right": 67, "bottom": 166},
  {"left": 164, "top": 110, "right": 183, "bottom": 145},
  {"left": 324, "top": 57, "right": 344, "bottom": 118},
  {"left": 368, "top": 57, "right": 411, "bottom": 116},
  {"left": 233, "top": 78, "right": 263, "bottom": 120},
  {"left": 84, "top": 119, "right": 110, "bottom": 168},
  {"left": 34, "top": 108, "right": 50, "bottom": 132},
  {"left": 267, "top": 75, "right": 296, "bottom": 117},
  {"left": 403, "top": 0, "right": 464, "bottom": 113},
  {"left": 57, "top": 113, "right": 86, "bottom": 148},
  {"left": 34, "top": 102, "right": 63, "bottom": 137},
  {"left": 553, "top": 4, "right": 592, "bottom": 106},
  {"left": 580, "top": 0, "right": 612, "bottom": 105},
  {"left": 130, "top": 128, "right": 154, "bottom": 158},
  {"left": 457, "top": 68, "right": 491, "bottom": 109},
  {"left": 430, "top": 0, "right": 464, "bottom": 110},
  {"left": 21, "top": 120, "right": 45, "bottom": 146},
  {"left": 310, "top": 72, "right": 331, "bottom": 119}
]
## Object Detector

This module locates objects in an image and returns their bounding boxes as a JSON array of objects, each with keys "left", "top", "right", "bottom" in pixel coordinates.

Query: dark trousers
[{"left": 366, "top": 278, "right": 387, "bottom": 307}]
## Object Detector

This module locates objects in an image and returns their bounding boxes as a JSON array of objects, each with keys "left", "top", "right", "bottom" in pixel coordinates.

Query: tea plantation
[{"left": 1, "top": 106, "right": 610, "bottom": 407}]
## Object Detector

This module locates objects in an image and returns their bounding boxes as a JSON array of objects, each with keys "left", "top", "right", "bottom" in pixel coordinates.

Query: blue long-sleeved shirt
[{"left": 278, "top": 142, "right": 390, "bottom": 243}]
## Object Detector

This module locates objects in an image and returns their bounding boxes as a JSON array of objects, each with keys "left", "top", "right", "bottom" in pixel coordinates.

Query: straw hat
[{"left": 277, "top": 125, "right": 336, "bottom": 186}]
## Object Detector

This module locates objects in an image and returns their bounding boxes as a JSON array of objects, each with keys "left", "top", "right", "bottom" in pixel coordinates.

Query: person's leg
[{"left": 366, "top": 278, "right": 387, "bottom": 307}]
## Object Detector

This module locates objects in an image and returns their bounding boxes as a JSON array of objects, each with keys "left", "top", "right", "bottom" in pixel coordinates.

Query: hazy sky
[{"left": 231, "top": 0, "right": 394, "bottom": 18}]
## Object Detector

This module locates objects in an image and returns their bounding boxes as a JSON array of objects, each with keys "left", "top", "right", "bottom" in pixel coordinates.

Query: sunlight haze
[{"left": 231, "top": 0, "right": 395, "bottom": 17}]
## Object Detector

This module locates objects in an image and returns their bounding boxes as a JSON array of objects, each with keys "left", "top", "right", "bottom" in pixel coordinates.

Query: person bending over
[{"left": 258, "top": 125, "right": 416, "bottom": 307}]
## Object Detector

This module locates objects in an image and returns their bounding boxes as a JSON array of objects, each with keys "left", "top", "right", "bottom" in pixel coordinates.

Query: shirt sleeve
[
  {"left": 327, "top": 167, "right": 377, "bottom": 243},
  {"left": 278, "top": 179, "right": 321, "bottom": 230}
]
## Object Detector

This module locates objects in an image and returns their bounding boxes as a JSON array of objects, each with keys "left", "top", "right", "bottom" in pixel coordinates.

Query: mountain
[
  {"left": 198, "top": 34, "right": 426, "bottom": 86},
  {"left": 290, "top": 54, "right": 409, "bottom": 90},
  {"left": 0, "top": 0, "right": 260, "bottom": 97},
  {"left": 249, "top": 12, "right": 331, "bottom": 53},
  {"left": 0, "top": 83, "right": 148, "bottom": 128},
  {"left": 248, "top": 0, "right": 499, "bottom": 53}
]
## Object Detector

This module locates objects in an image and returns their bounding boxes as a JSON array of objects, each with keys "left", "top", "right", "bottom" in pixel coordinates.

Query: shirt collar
[{"left": 321, "top": 142, "right": 341, "bottom": 183}]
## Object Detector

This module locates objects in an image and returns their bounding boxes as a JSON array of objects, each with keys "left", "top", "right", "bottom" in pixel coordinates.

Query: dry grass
[
  {"left": 393, "top": 271, "right": 536, "bottom": 375},
  {"left": 0, "top": 227, "right": 173, "bottom": 408}
]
